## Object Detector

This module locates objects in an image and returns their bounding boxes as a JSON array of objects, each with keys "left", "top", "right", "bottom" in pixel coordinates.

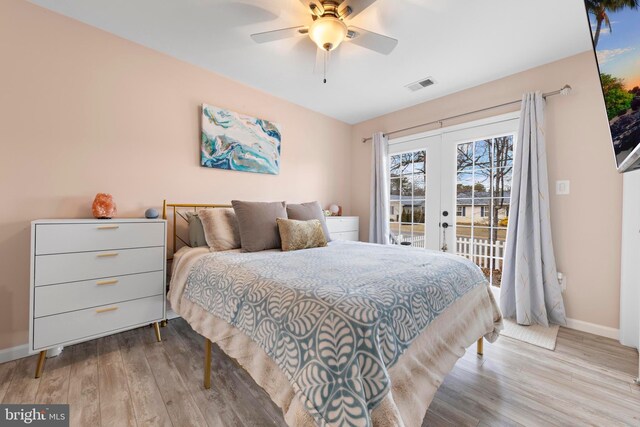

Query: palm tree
[{"left": 585, "top": 0, "right": 640, "bottom": 47}]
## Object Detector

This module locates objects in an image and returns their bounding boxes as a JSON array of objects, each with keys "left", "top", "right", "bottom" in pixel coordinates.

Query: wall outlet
[
  {"left": 557, "top": 272, "right": 566, "bottom": 292},
  {"left": 556, "top": 180, "right": 570, "bottom": 195}
]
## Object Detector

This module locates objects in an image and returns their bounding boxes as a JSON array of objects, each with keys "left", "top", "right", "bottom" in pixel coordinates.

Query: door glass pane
[
  {"left": 389, "top": 149, "right": 429, "bottom": 248},
  {"left": 473, "top": 169, "right": 491, "bottom": 196},
  {"left": 389, "top": 222, "right": 400, "bottom": 244},
  {"left": 401, "top": 177, "right": 412, "bottom": 197},
  {"left": 390, "top": 178, "right": 400, "bottom": 197},
  {"left": 413, "top": 174, "right": 425, "bottom": 197},
  {"left": 456, "top": 201, "right": 472, "bottom": 226},
  {"left": 402, "top": 153, "right": 413, "bottom": 174},
  {"left": 389, "top": 202, "right": 401, "bottom": 222},
  {"left": 493, "top": 136, "right": 513, "bottom": 168},
  {"left": 414, "top": 151, "right": 426, "bottom": 174},
  {"left": 472, "top": 201, "right": 491, "bottom": 226},
  {"left": 457, "top": 171, "right": 473, "bottom": 198},
  {"left": 455, "top": 226, "right": 472, "bottom": 260},
  {"left": 390, "top": 155, "right": 401, "bottom": 177},
  {"left": 412, "top": 200, "right": 425, "bottom": 224},
  {"left": 457, "top": 142, "right": 474, "bottom": 171},
  {"left": 399, "top": 222, "right": 412, "bottom": 243},
  {"left": 492, "top": 167, "right": 512, "bottom": 198},
  {"left": 474, "top": 139, "right": 492, "bottom": 168},
  {"left": 455, "top": 135, "right": 514, "bottom": 286}
]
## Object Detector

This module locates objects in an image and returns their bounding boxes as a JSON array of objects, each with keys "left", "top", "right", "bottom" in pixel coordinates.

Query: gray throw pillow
[
  {"left": 286, "top": 201, "right": 331, "bottom": 241},
  {"left": 186, "top": 212, "right": 208, "bottom": 247},
  {"left": 231, "top": 200, "right": 288, "bottom": 252}
]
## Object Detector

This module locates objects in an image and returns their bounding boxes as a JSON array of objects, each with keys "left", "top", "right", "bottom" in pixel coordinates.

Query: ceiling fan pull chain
[{"left": 323, "top": 49, "right": 328, "bottom": 84}]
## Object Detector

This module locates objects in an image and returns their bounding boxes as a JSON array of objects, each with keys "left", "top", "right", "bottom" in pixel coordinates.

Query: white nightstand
[
  {"left": 326, "top": 216, "right": 359, "bottom": 241},
  {"left": 30, "top": 219, "right": 166, "bottom": 378}
]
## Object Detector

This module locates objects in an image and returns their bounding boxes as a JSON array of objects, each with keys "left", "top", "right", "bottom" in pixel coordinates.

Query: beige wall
[
  {"left": 0, "top": 1, "right": 622, "bottom": 352},
  {"left": 351, "top": 51, "right": 622, "bottom": 329},
  {"left": 0, "top": 0, "right": 352, "bottom": 350}
]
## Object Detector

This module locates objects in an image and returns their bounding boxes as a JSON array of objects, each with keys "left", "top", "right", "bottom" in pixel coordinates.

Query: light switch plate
[{"left": 556, "top": 180, "right": 570, "bottom": 195}]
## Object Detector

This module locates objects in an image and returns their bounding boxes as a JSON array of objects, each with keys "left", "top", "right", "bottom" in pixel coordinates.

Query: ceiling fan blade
[
  {"left": 338, "top": 0, "right": 378, "bottom": 19},
  {"left": 346, "top": 26, "right": 398, "bottom": 55},
  {"left": 250, "top": 26, "right": 308, "bottom": 44},
  {"left": 298, "top": 0, "right": 324, "bottom": 17}
]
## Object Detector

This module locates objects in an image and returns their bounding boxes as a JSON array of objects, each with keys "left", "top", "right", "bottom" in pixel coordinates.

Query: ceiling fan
[{"left": 250, "top": 0, "right": 398, "bottom": 83}]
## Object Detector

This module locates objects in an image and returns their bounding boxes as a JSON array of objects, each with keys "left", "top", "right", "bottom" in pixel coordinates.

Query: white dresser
[
  {"left": 30, "top": 219, "right": 166, "bottom": 377},
  {"left": 326, "top": 216, "right": 359, "bottom": 241}
]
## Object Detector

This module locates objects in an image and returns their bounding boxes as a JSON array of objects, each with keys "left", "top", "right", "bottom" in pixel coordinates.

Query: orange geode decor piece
[{"left": 92, "top": 193, "right": 117, "bottom": 219}]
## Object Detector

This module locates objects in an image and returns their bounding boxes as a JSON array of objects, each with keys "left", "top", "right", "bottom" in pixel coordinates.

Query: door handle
[{"left": 97, "top": 225, "right": 119, "bottom": 230}]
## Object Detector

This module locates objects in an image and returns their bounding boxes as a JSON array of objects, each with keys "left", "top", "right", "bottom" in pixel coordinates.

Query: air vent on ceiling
[{"left": 405, "top": 77, "right": 435, "bottom": 92}]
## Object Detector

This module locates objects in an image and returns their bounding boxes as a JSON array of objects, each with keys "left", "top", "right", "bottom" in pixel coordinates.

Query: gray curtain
[
  {"left": 369, "top": 132, "right": 390, "bottom": 244},
  {"left": 500, "top": 92, "right": 566, "bottom": 326}
]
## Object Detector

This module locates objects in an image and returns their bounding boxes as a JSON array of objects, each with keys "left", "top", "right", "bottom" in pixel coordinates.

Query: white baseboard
[
  {"left": 0, "top": 344, "right": 30, "bottom": 364},
  {"left": 565, "top": 317, "right": 620, "bottom": 340}
]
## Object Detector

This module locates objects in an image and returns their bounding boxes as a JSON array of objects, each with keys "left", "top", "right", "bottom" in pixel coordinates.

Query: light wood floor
[{"left": 1, "top": 319, "right": 638, "bottom": 426}]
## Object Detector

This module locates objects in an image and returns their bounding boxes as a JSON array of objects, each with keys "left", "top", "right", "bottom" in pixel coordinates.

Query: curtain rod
[{"left": 361, "top": 84, "right": 572, "bottom": 143}]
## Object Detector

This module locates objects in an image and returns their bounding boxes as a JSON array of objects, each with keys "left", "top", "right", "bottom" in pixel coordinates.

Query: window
[
  {"left": 455, "top": 135, "right": 514, "bottom": 286},
  {"left": 457, "top": 206, "right": 465, "bottom": 217},
  {"left": 389, "top": 150, "right": 426, "bottom": 247}
]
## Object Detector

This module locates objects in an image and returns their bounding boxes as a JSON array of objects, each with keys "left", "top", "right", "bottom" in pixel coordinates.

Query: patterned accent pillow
[
  {"left": 276, "top": 218, "right": 328, "bottom": 251},
  {"left": 198, "top": 208, "right": 241, "bottom": 251}
]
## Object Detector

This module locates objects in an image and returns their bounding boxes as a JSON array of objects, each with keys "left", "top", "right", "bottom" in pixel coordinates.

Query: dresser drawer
[
  {"left": 34, "top": 271, "right": 164, "bottom": 318},
  {"left": 35, "top": 222, "right": 164, "bottom": 255},
  {"left": 33, "top": 295, "right": 163, "bottom": 350},
  {"left": 35, "top": 247, "right": 164, "bottom": 286},
  {"left": 326, "top": 217, "right": 359, "bottom": 233},
  {"left": 330, "top": 231, "right": 359, "bottom": 241}
]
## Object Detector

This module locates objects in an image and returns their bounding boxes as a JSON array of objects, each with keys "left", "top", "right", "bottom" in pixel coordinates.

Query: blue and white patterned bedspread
[{"left": 183, "top": 241, "right": 488, "bottom": 426}]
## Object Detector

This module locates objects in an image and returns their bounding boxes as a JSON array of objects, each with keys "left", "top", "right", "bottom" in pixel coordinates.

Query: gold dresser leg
[
  {"left": 477, "top": 337, "right": 484, "bottom": 356},
  {"left": 204, "top": 338, "right": 212, "bottom": 389},
  {"left": 160, "top": 320, "right": 167, "bottom": 327},
  {"left": 153, "top": 322, "right": 162, "bottom": 342},
  {"left": 35, "top": 350, "right": 46, "bottom": 379}
]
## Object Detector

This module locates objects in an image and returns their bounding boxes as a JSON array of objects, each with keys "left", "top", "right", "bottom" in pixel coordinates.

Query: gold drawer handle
[
  {"left": 96, "top": 306, "right": 118, "bottom": 314},
  {"left": 97, "top": 252, "right": 119, "bottom": 258},
  {"left": 97, "top": 225, "right": 119, "bottom": 230},
  {"left": 96, "top": 279, "right": 119, "bottom": 286}
]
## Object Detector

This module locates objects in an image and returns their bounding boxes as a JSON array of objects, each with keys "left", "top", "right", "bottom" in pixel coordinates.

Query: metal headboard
[{"left": 162, "top": 200, "right": 232, "bottom": 259}]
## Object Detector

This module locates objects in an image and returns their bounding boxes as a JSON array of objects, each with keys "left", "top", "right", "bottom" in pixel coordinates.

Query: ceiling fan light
[{"left": 309, "top": 17, "right": 347, "bottom": 51}]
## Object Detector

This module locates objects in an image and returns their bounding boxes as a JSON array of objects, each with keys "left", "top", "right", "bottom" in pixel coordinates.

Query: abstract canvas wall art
[{"left": 201, "top": 104, "right": 282, "bottom": 175}]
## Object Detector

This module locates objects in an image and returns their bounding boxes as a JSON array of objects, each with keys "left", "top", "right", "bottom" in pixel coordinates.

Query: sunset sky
[{"left": 590, "top": 8, "right": 640, "bottom": 90}]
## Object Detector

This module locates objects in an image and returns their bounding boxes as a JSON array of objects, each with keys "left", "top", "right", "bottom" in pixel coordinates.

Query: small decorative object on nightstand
[
  {"left": 326, "top": 216, "right": 359, "bottom": 241},
  {"left": 329, "top": 204, "right": 343, "bottom": 216},
  {"left": 145, "top": 208, "right": 159, "bottom": 219},
  {"left": 30, "top": 218, "right": 166, "bottom": 378},
  {"left": 92, "top": 193, "right": 117, "bottom": 219}
]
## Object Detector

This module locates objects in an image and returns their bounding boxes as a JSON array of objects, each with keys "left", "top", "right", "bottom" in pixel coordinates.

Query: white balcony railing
[
  {"left": 393, "top": 235, "right": 505, "bottom": 270},
  {"left": 456, "top": 237, "right": 504, "bottom": 270}
]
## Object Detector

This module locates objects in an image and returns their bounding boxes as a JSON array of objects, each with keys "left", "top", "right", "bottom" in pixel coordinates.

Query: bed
[{"left": 163, "top": 201, "right": 503, "bottom": 427}]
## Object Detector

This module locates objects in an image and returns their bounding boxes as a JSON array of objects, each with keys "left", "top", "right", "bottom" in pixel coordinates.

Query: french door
[{"left": 388, "top": 112, "right": 519, "bottom": 286}]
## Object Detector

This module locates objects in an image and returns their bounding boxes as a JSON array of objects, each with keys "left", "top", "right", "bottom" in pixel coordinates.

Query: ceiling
[{"left": 28, "top": 0, "right": 594, "bottom": 124}]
